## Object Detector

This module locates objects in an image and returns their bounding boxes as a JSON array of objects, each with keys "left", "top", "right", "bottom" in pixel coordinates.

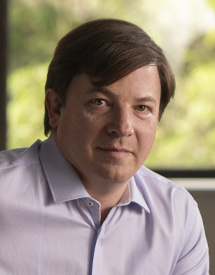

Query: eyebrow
[
  {"left": 135, "top": 96, "right": 157, "bottom": 105},
  {"left": 86, "top": 87, "right": 157, "bottom": 105},
  {"left": 86, "top": 87, "right": 114, "bottom": 96}
]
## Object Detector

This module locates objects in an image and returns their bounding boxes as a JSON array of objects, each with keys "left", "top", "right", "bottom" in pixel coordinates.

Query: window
[{"left": 4, "top": 0, "right": 215, "bottom": 170}]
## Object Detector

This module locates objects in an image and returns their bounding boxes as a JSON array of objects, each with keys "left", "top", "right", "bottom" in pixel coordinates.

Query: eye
[
  {"left": 91, "top": 98, "right": 106, "bottom": 106},
  {"left": 136, "top": 105, "right": 148, "bottom": 112}
]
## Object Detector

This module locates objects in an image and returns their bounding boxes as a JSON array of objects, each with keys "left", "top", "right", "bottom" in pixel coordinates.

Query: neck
[{"left": 83, "top": 180, "right": 129, "bottom": 224}]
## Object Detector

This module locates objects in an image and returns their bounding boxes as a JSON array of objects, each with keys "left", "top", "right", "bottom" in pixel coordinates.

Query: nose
[{"left": 106, "top": 108, "right": 134, "bottom": 137}]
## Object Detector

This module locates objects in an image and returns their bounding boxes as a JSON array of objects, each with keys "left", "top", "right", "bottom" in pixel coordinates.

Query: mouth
[{"left": 97, "top": 147, "right": 132, "bottom": 158}]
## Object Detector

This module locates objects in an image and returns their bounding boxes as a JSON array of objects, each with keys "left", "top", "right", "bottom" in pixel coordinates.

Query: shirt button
[{"left": 88, "top": 201, "right": 94, "bottom": 206}]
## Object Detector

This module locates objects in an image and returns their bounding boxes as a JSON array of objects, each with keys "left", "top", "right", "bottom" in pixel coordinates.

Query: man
[{"left": 0, "top": 19, "right": 209, "bottom": 274}]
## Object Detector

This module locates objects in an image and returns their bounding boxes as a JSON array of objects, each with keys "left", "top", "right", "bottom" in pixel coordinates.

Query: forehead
[
  {"left": 105, "top": 65, "right": 160, "bottom": 91},
  {"left": 67, "top": 65, "right": 161, "bottom": 99}
]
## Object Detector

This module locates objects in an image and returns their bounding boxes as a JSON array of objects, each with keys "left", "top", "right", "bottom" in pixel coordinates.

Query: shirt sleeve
[{"left": 172, "top": 205, "right": 209, "bottom": 275}]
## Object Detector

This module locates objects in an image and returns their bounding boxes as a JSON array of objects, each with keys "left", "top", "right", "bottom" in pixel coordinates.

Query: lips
[
  {"left": 99, "top": 147, "right": 131, "bottom": 152},
  {"left": 97, "top": 146, "right": 132, "bottom": 158}
]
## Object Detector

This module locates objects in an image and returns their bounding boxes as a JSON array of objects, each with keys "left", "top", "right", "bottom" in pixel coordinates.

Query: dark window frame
[
  {"left": 0, "top": 0, "right": 7, "bottom": 151},
  {"left": 153, "top": 169, "right": 215, "bottom": 178}
]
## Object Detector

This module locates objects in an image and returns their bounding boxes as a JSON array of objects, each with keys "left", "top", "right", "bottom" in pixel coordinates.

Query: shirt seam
[{"left": 137, "top": 168, "right": 197, "bottom": 203}]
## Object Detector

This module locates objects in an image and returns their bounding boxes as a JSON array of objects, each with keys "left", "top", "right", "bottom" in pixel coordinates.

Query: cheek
[
  {"left": 138, "top": 121, "right": 158, "bottom": 146},
  {"left": 58, "top": 112, "right": 103, "bottom": 144},
  {"left": 149, "top": 122, "right": 158, "bottom": 143},
  {"left": 82, "top": 113, "right": 108, "bottom": 132},
  {"left": 56, "top": 112, "right": 76, "bottom": 144}
]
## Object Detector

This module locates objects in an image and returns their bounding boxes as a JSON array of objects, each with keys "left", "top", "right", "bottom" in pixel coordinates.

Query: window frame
[{"left": 0, "top": 0, "right": 7, "bottom": 151}]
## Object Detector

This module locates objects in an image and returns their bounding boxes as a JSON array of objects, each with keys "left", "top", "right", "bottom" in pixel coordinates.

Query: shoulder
[
  {"left": 0, "top": 140, "right": 43, "bottom": 170},
  {"left": 134, "top": 166, "right": 198, "bottom": 226},
  {"left": 0, "top": 140, "right": 46, "bottom": 206},
  {"left": 134, "top": 170, "right": 209, "bottom": 272},
  {"left": 135, "top": 165, "right": 195, "bottom": 203}
]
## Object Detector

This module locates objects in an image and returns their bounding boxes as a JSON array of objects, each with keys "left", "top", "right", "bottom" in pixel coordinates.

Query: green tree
[
  {"left": 145, "top": 24, "right": 215, "bottom": 168},
  {"left": 7, "top": 63, "right": 47, "bottom": 148}
]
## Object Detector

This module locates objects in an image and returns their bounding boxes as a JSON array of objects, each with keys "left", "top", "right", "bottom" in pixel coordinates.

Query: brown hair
[{"left": 44, "top": 18, "right": 175, "bottom": 136}]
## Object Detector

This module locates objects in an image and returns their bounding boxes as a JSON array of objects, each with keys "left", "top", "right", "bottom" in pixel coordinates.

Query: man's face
[{"left": 49, "top": 65, "right": 161, "bottom": 188}]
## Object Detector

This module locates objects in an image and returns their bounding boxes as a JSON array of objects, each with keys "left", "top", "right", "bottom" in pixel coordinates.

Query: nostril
[{"left": 110, "top": 129, "right": 118, "bottom": 136}]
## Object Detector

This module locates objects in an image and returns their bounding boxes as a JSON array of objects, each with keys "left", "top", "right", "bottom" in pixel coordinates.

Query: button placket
[
  {"left": 85, "top": 199, "right": 101, "bottom": 229},
  {"left": 91, "top": 226, "right": 104, "bottom": 275}
]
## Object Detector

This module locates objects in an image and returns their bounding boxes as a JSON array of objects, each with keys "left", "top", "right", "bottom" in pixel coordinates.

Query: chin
[{"left": 96, "top": 167, "right": 134, "bottom": 184}]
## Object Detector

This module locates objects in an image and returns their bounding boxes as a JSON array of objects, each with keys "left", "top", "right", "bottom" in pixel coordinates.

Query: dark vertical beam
[{"left": 0, "top": 0, "right": 7, "bottom": 151}]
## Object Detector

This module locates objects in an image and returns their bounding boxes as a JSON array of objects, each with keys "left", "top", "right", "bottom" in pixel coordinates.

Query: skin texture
[{"left": 45, "top": 65, "right": 161, "bottom": 220}]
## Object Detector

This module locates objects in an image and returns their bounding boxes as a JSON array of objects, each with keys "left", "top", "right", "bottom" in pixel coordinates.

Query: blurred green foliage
[
  {"left": 7, "top": 63, "right": 47, "bottom": 148},
  {"left": 6, "top": 0, "right": 215, "bottom": 168},
  {"left": 146, "top": 27, "right": 215, "bottom": 168},
  {"left": 208, "top": 0, "right": 215, "bottom": 8}
]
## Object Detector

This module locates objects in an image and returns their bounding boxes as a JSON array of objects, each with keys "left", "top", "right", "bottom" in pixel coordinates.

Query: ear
[{"left": 45, "top": 89, "right": 62, "bottom": 130}]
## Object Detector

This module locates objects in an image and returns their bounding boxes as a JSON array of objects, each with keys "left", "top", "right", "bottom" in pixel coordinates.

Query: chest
[{"left": 0, "top": 200, "right": 177, "bottom": 275}]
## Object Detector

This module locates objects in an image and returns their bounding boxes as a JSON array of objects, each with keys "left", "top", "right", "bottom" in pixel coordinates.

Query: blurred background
[
  {"left": 4, "top": 0, "right": 215, "bottom": 169},
  {"left": 0, "top": 0, "right": 215, "bottom": 271}
]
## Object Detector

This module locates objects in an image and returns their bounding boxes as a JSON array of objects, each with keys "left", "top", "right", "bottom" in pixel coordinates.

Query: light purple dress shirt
[{"left": 0, "top": 136, "right": 209, "bottom": 274}]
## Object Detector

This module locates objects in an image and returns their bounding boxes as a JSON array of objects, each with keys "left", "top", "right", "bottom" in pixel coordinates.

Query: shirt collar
[
  {"left": 128, "top": 177, "right": 150, "bottom": 213},
  {"left": 39, "top": 135, "right": 150, "bottom": 213},
  {"left": 39, "top": 135, "right": 90, "bottom": 204}
]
